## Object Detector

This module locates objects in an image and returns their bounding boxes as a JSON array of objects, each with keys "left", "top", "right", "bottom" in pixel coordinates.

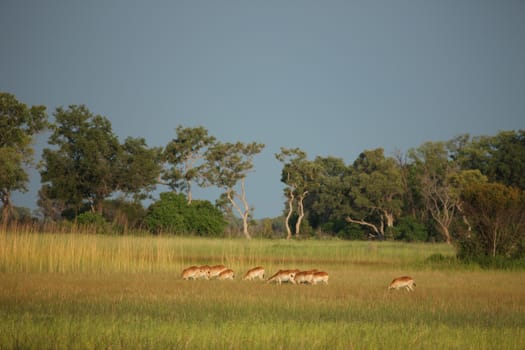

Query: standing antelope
[
  {"left": 243, "top": 266, "right": 265, "bottom": 281},
  {"left": 208, "top": 265, "right": 228, "bottom": 279},
  {"left": 267, "top": 269, "right": 299, "bottom": 285},
  {"left": 388, "top": 276, "right": 416, "bottom": 292},
  {"left": 217, "top": 268, "right": 235, "bottom": 280},
  {"left": 311, "top": 271, "right": 329, "bottom": 285}
]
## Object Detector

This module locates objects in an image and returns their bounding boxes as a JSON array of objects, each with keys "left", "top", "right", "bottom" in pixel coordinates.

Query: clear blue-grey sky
[{"left": 2, "top": 1, "right": 524, "bottom": 219}]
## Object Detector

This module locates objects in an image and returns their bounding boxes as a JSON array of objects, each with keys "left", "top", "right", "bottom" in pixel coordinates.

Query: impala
[
  {"left": 217, "top": 268, "right": 235, "bottom": 280},
  {"left": 267, "top": 269, "right": 299, "bottom": 285},
  {"left": 311, "top": 271, "right": 329, "bottom": 285},
  {"left": 388, "top": 276, "right": 416, "bottom": 292},
  {"left": 243, "top": 266, "right": 265, "bottom": 280}
]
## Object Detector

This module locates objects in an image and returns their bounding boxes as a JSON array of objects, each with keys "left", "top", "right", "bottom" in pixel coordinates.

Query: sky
[{"left": 2, "top": 0, "right": 524, "bottom": 219}]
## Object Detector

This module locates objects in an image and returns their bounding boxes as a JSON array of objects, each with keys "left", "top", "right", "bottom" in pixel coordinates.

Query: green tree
[
  {"left": 203, "top": 141, "right": 265, "bottom": 239},
  {"left": 0, "top": 92, "right": 47, "bottom": 223},
  {"left": 306, "top": 156, "right": 350, "bottom": 232},
  {"left": 345, "top": 149, "right": 405, "bottom": 239},
  {"left": 117, "top": 137, "right": 162, "bottom": 201},
  {"left": 41, "top": 105, "right": 121, "bottom": 215},
  {"left": 460, "top": 183, "right": 525, "bottom": 259},
  {"left": 453, "top": 130, "right": 525, "bottom": 190},
  {"left": 162, "top": 126, "right": 216, "bottom": 204},
  {"left": 275, "top": 147, "right": 320, "bottom": 239},
  {"left": 409, "top": 141, "right": 459, "bottom": 244}
]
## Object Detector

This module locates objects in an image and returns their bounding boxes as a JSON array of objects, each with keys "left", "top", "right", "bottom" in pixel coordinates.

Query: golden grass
[{"left": 1, "top": 231, "right": 524, "bottom": 349}]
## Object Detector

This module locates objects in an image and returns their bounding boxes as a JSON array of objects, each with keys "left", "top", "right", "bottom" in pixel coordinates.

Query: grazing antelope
[
  {"left": 311, "top": 271, "right": 329, "bottom": 285},
  {"left": 267, "top": 269, "right": 299, "bottom": 285},
  {"left": 208, "top": 265, "right": 228, "bottom": 279},
  {"left": 243, "top": 266, "right": 265, "bottom": 281},
  {"left": 181, "top": 266, "right": 202, "bottom": 280},
  {"left": 293, "top": 270, "right": 318, "bottom": 285},
  {"left": 388, "top": 276, "right": 416, "bottom": 292},
  {"left": 217, "top": 268, "right": 235, "bottom": 280},
  {"left": 195, "top": 265, "right": 211, "bottom": 279}
]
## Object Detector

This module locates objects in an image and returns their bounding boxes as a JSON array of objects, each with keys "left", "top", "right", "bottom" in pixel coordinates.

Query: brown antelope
[
  {"left": 181, "top": 266, "right": 202, "bottom": 280},
  {"left": 267, "top": 269, "right": 299, "bottom": 285},
  {"left": 388, "top": 276, "right": 416, "bottom": 292},
  {"left": 243, "top": 266, "right": 265, "bottom": 280},
  {"left": 195, "top": 265, "right": 211, "bottom": 279},
  {"left": 208, "top": 264, "right": 228, "bottom": 279},
  {"left": 311, "top": 271, "right": 329, "bottom": 285},
  {"left": 217, "top": 268, "right": 235, "bottom": 280},
  {"left": 293, "top": 270, "right": 318, "bottom": 285}
]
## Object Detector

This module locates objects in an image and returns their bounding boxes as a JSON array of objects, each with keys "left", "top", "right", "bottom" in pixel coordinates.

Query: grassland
[{"left": 1, "top": 232, "right": 524, "bottom": 349}]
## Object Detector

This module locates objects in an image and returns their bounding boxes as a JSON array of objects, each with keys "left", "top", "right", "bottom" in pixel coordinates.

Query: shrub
[
  {"left": 145, "top": 192, "right": 226, "bottom": 236},
  {"left": 76, "top": 212, "right": 111, "bottom": 233},
  {"left": 392, "top": 216, "right": 428, "bottom": 242}
]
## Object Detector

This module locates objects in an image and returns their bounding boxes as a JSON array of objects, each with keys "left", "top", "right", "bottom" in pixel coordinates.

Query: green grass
[{"left": 1, "top": 232, "right": 524, "bottom": 349}]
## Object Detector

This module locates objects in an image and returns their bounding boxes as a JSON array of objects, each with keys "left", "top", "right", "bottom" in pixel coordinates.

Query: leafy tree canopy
[{"left": 0, "top": 92, "right": 48, "bottom": 222}]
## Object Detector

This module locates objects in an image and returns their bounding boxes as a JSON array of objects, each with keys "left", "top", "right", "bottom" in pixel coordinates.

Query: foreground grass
[{"left": 1, "top": 233, "right": 524, "bottom": 349}]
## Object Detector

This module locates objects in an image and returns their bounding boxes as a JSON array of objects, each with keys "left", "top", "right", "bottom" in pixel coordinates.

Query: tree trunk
[
  {"left": 187, "top": 180, "right": 192, "bottom": 205},
  {"left": 436, "top": 222, "right": 452, "bottom": 244},
  {"left": 227, "top": 179, "right": 252, "bottom": 239},
  {"left": 1, "top": 190, "right": 11, "bottom": 226},
  {"left": 492, "top": 230, "right": 498, "bottom": 257},
  {"left": 384, "top": 211, "right": 394, "bottom": 228},
  {"left": 295, "top": 191, "right": 308, "bottom": 238},
  {"left": 284, "top": 191, "right": 294, "bottom": 240}
]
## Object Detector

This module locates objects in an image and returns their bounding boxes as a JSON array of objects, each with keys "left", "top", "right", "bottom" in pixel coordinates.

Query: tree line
[{"left": 2, "top": 92, "right": 524, "bottom": 263}]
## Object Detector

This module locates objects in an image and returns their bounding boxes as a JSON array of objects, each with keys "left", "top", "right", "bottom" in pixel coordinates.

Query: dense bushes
[
  {"left": 145, "top": 192, "right": 226, "bottom": 236},
  {"left": 391, "top": 216, "right": 428, "bottom": 242}
]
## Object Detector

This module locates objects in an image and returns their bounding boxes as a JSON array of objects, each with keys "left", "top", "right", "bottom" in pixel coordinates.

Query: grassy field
[{"left": 1, "top": 232, "right": 524, "bottom": 349}]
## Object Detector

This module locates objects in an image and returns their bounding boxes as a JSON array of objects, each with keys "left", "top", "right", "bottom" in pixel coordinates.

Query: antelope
[
  {"left": 208, "top": 264, "right": 228, "bottom": 279},
  {"left": 311, "top": 271, "right": 329, "bottom": 285},
  {"left": 267, "top": 269, "right": 299, "bottom": 285},
  {"left": 388, "top": 276, "right": 416, "bottom": 292},
  {"left": 195, "top": 265, "right": 211, "bottom": 279},
  {"left": 293, "top": 270, "right": 318, "bottom": 285},
  {"left": 243, "top": 266, "right": 265, "bottom": 281},
  {"left": 217, "top": 268, "right": 235, "bottom": 280},
  {"left": 181, "top": 266, "right": 202, "bottom": 280}
]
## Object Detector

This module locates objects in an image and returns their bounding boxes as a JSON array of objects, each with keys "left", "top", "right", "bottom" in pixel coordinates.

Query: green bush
[
  {"left": 326, "top": 221, "right": 366, "bottom": 240},
  {"left": 145, "top": 192, "right": 226, "bottom": 236},
  {"left": 76, "top": 212, "right": 111, "bottom": 233},
  {"left": 392, "top": 216, "right": 428, "bottom": 242}
]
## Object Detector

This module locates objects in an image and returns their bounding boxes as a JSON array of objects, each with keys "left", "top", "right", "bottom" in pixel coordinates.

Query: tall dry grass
[{"left": 0, "top": 229, "right": 454, "bottom": 274}]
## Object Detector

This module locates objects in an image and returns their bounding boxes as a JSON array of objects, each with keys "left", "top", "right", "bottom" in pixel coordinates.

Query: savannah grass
[{"left": 1, "top": 230, "right": 524, "bottom": 349}]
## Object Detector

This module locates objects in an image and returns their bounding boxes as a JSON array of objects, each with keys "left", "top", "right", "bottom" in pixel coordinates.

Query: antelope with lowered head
[
  {"left": 311, "top": 271, "right": 329, "bottom": 285},
  {"left": 217, "top": 268, "right": 235, "bottom": 280},
  {"left": 293, "top": 269, "right": 318, "bottom": 285},
  {"left": 388, "top": 276, "right": 416, "bottom": 292},
  {"left": 208, "top": 264, "right": 228, "bottom": 279},
  {"left": 243, "top": 266, "right": 265, "bottom": 281},
  {"left": 181, "top": 266, "right": 204, "bottom": 280},
  {"left": 267, "top": 269, "right": 299, "bottom": 285}
]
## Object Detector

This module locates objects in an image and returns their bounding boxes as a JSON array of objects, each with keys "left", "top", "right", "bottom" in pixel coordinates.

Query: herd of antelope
[{"left": 182, "top": 264, "right": 416, "bottom": 291}]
